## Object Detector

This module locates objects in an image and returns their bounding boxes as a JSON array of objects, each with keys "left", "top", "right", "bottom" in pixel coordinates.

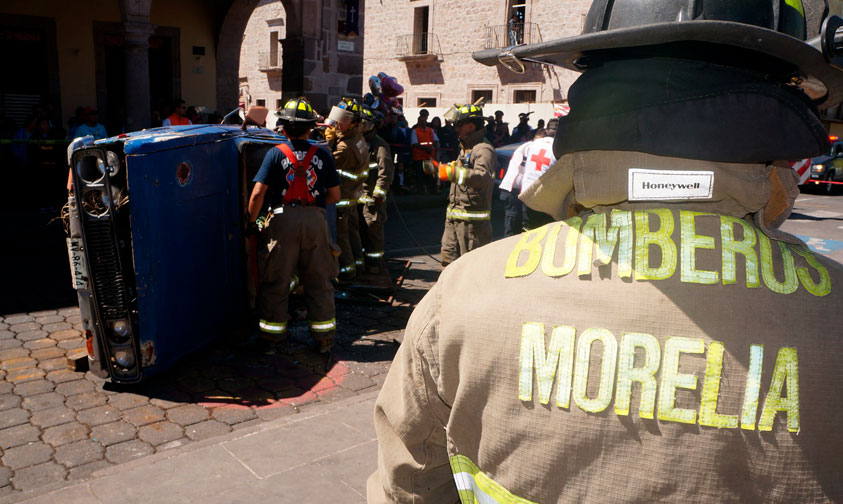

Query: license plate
[{"left": 66, "top": 237, "right": 88, "bottom": 290}]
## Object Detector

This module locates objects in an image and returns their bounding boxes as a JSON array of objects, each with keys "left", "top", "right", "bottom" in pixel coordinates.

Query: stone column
[{"left": 123, "top": 21, "right": 156, "bottom": 132}]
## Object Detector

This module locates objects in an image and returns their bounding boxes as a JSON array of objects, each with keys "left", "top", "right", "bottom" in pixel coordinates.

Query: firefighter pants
[
  {"left": 360, "top": 200, "right": 387, "bottom": 270},
  {"left": 257, "top": 206, "right": 336, "bottom": 343},
  {"left": 336, "top": 203, "right": 363, "bottom": 279},
  {"left": 501, "top": 189, "right": 525, "bottom": 237},
  {"left": 440, "top": 218, "right": 492, "bottom": 267}
]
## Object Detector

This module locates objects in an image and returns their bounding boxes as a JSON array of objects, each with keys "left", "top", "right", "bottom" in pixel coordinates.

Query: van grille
[{"left": 85, "top": 218, "right": 127, "bottom": 319}]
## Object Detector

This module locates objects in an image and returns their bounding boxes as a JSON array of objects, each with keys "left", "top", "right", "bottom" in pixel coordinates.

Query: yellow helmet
[{"left": 278, "top": 98, "right": 318, "bottom": 124}]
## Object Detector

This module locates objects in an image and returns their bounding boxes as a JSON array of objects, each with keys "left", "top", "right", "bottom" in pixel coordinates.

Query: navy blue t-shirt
[{"left": 253, "top": 139, "right": 339, "bottom": 209}]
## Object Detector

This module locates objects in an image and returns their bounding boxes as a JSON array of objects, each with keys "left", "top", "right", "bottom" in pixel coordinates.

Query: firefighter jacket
[
  {"left": 441, "top": 128, "right": 496, "bottom": 222},
  {"left": 334, "top": 127, "right": 370, "bottom": 207},
  {"left": 360, "top": 132, "right": 394, "bottom": 204},
  {"left": 368, "top": 150, "right": 843, "bottom": 503}
]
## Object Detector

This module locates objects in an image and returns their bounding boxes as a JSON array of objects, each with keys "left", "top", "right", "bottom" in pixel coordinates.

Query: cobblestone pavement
[{"left": 0, "top": 257, "right": 440, "bottom": 500}]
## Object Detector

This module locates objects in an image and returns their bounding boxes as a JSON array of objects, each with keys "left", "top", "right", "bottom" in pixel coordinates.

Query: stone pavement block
[
  {"left": 138, "top": 421, "right": 183, "bottom": 446},
  {"left": 308, "top": 438, "right": 377, "bottom": 499},
  {"left": 0, "top": 348, "right": 31, "bottom": 361},
  {"left": 6, "top": 368, "right": 47, "bottom": 383},
  {"left": 1, "top": 442, "right": 54, "bottom": 470},
  {"left": 65, "top": 314, "right": 82, "bottom": 325},
  {"left": 18, "top": 482, "right": 97, "bottom": 503},
  {"left": 210, "top": 407, "right": 257, "bottom": 425},
  {"left": 13, "top": 380, "right": 54, "bottom": 397},
  {"left": 38, "top": 357, "right": 70, "bottom": 373},
  {"left": 9, "top": 322, "right": 41, "bottom": 333},
  {"left": 42, "top": 422, "right": 89, "bottom": 447},
  {"left": 29, "top": 347, "right": 66, "bottom": 360},
  {"left": 58, "top": 340, "right": 85, "bottom": 351},
  {"left": 333, "top": 398, "right": 377, "bottom": 439},
  {"left": 0, "top": 330, "right": 15, "bottom": 340},
  {"left": 22, "top": 392, "right": 66, "bottom": 411},
  {"left": 0, "top": 394, "right": 22, "bottom": 411},
  {"left": 76, "top": 405, "right": 120, "bottom": 426},
  {"left": 41, "top": 323, "right": 72, "bottom": 333},
  {"left": 30, "top": 406, "right": 75, "bottom": 428},
  {"left": 68, "top": 459, "right": 112, "bottom": 481},
  {"left": 2, "top": 357, "right": 37, "bottom": 372},
  {"left": 0, "top": 408, "right": 30, "bottom": 429},
  {"left": 29, "top": 310, "right": 57, "bottom": 317},
  {"left": 104, "top": 440, "right": 153, "bottom": 464},
  {"left": 4, "top": 315, "right": 34, "bottom": 325},
  {"left": 231, "top": 418, "right": 263, "bottom": 431},
  {"left": 34, "top": 315, "right": 64, "bottom": 325},
  {"left": 224, "top": 407, "right": 372, "bottom": 478},
  {"left": 0, "top": 465, "right": 9, "bottom": 486},
  {"left": 92, "top": 445, "right": 255, "bottom": 503},
  {"left": 0, "top": 424, "right": 41, "bottom": 449},
  {"left": 123, "top": 405, "right": 165, "bottom": 427},
  {"left": 184, "top": 420, "right": 230, "bottom": 441},
  {"left": 65, "top": 391, "right": 107, "bottom": 411},
  {"left": 90, "top": 421, "right": 135, "bottom": 447},
  {"left": 46, "top": 370, "right": 81, "bottom": 384},
  {"left": 55, "top": 380, "right": 94, "bottom": 397},
  {"left": 23, "top": 339, "right": 57, "bottom": 351},
  {"left": 148, "top": 392, "right": 191, "bottom": 410},
  {"left": 10, "top": 461, "right": 67, "bottom": 492},
  {"left": 15, "top": 330, "right": 48, "bottom": 342},
  {"left": 166, "top": 404, "right": 209, "bottom": 426},
  {"left": 176, "top": 375, "right": 216, "bottom": 393},
  {"left": 49, "top": 330, "right": 81, "bottom": 342},
  {"left": 0, "top": 339, "right": 22, "bottom": 350},
  {"left": 54, "top": 440, "right": 104, "bottom": 468},
  {"left": 107, "top": 393, "right": 148, "bottom": 411}
]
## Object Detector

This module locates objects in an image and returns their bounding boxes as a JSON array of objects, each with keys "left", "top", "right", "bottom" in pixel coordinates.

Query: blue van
[{"left": 66, "top": 124, "right": 287, "bottom": 383}]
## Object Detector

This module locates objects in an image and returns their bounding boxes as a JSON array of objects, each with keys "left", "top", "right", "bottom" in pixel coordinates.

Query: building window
[
  {"left": 471, "top": 89, "right": 493, "bottom": 104},
  {"left": 417, "top": 97, "right": 437, "bottom": 107},
  {"left": 276, "top": 99, "right": 283, "bottom": 109},
  {"left": 413, "top": 6, "right": 430, "bottom": 54},
  {"left": 396, "top": 97, "right": 404, "bottom": 107},
  {"left": 256, "top": 99, "right": 266, "bottom": 106},
  {"left": 507, "top": 1, "right": 527, "bottom": 45},
  {"left": 269, "top": 31, "right": 279, "bottom": 67},
  {"left": 513, "top": 90, "right": 536, "bottom": 104}
]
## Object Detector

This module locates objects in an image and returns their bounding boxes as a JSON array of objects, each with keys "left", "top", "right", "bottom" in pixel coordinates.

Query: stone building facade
[
  {"left": 230, "top": 0, "right": 365, "bottom": 115},
  {"left": 362, "top": 0, "right": 591, "bottom": 113}
]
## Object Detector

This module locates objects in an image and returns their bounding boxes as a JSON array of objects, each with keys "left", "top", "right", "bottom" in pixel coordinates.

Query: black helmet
[
  {"left": 453, "top": 104, "right": 484, "bottom": 127},
  {"left": 277, "top": 98, "right": 318, "bottom": 125},
  {"left": 473, "top": 0, "right": 843, "bottom": 108}
]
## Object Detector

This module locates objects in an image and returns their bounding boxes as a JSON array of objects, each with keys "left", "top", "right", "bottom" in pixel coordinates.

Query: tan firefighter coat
[{"left": 368, "top": 150, "right": 843, "bottom": 503}]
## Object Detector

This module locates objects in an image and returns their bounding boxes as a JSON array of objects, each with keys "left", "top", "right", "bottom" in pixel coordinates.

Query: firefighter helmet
[
  {"left": 361, "top": 107, "right": 375, "bottom": 132},
  {"left": 338, "top": 98, "right": 364, "bottom": 122},
  {"left": 453, "top": 104, "right": 484, "bottom": 127},
  {"left": 277, "top": 98, "right": 318, "bottom": 125},
  {"left": 473, "top": 0, "right": 843, "bottom": 107}
]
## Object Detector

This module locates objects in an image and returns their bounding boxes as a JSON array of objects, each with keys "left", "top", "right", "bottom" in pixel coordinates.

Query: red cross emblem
[{"left": 530, "top": 148, "right": 552, "bottom": 171}]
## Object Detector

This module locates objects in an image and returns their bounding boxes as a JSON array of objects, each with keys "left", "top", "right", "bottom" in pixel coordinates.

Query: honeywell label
[{"left": 628, "top": 169, "right": 714, "bottom": 201}]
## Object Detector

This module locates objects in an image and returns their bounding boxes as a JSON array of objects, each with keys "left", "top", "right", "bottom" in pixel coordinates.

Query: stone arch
[{"left": 216, "top": 0, "right": 302, "bottom": 113}]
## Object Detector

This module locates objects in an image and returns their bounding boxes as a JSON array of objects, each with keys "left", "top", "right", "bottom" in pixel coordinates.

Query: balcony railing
[
  {"left": 396, "top": 33, "right": 441, "bottom": 61},
  {"left": 483, "top": 22, "right": 542, "bottom": 49},
  {"left": 258, "top": 52, "right": 282, "bottom": 72}
]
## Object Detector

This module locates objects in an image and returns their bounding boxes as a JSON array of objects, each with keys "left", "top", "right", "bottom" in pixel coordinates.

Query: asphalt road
[{"left": 782, "top": 190, "right": 843, "bottom": 264}]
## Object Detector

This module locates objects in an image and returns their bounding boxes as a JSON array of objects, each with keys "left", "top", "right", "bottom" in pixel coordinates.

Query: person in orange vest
[
  {"left": 410, "top": 109, "right": 439, "bottom": 194},
  {"left": 162, "top": 98, "right": 192, "bottom": 126}
]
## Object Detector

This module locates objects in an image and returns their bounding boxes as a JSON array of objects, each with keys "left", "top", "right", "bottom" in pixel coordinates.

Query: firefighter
[
  {"left": 332, "top": 98, "right": 369, "bottom": 281},
  {"left": 247, "top": 98, "right": 340, "bottom": 353},
  {"left": 368, "top": 0, "right": 843, "bottom": 502},
  {"left": 359, "top": 108, "right": 395, "bottom": 274},
  {"left": 433, "top": 104, "right": 497, "bottom": 267}
]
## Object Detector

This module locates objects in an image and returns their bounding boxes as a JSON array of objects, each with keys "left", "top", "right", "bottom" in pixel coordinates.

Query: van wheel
[{"left": 826, "top": 171, "right": 836, "bottom": 195}]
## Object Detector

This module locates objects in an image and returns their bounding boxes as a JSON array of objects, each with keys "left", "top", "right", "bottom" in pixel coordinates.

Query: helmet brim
[{"left": 473, "top": 20, "right": 843, "bottom": 108}]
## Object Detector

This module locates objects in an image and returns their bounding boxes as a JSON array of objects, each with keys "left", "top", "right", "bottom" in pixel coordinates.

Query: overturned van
[{"left": 66, "top": 124, "right": 286, "bottom": 383}]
